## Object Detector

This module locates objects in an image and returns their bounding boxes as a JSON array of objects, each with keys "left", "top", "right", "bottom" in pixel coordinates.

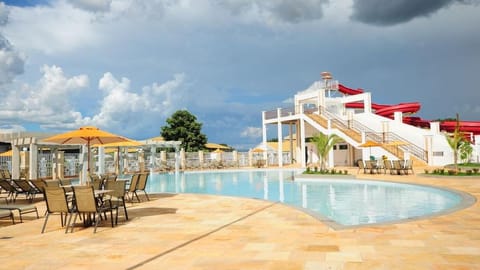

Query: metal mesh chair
[
  {"left": 68, "top": 186, "right": 117, "bottom": 233},
  {"left": 42, "top": 186, "right": 73, "bottom": 233}
]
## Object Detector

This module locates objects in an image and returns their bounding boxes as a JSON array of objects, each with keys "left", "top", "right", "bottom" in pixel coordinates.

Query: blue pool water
[{"left": 143, "top": 169, "right": 466, "bottom": 227}]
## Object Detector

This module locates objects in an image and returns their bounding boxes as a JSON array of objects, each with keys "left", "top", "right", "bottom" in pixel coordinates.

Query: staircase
[{"left": 306, "top": 113, "right": 427, "bottom": 166}]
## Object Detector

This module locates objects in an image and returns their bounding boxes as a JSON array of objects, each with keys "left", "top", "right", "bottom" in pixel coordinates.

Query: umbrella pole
[
  {"left": 87, "top": 140, "right": 91, "bottom": 178},
  {"left": 116, "top": 146, "right": 120, "bottom": 175}
]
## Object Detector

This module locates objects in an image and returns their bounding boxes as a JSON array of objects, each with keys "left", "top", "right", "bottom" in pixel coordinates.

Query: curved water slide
[{"left": 337, "top": 84, "right": 480, "bottom": 135}]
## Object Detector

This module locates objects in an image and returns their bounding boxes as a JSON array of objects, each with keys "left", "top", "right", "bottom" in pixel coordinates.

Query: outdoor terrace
[{"left": 0, "top": 169, "right": 479, "bottom": 269}]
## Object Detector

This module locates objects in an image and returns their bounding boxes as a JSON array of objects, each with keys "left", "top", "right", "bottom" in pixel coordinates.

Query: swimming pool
[{"left": 143, "top": 169, "right": 472, "bottom": 228}]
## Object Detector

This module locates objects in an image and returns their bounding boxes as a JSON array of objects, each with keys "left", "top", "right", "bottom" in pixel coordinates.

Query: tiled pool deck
[{"left": 0, "top": 168, "right": 479, "bottom": 269}]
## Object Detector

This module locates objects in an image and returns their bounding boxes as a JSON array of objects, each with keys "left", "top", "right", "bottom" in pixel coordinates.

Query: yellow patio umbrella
[
  {"left": 43, "top": 126, "right": 130, "bottom": 174},
  {"left": 205, "top": 143, "right": 230, "bottom": 150},
  {"left": 251, "top": 148, "right": 265, "bottom": 153},
  {"left": 384, "top": 140, "right": 409, "bottom": 155},
  {"left": 0, "top": 150, "right": 12, "bottom": 157},
  {"left": 359, "top": 140, "right": 382, "bottom": 157}
]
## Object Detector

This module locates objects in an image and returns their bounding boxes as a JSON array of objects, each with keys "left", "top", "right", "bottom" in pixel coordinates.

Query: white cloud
[
  {"left": 0, "top": 65, "right": 187, "bottom": 137},
  {"left": 0, "top": 65, "right": 89, "bottom": 128},
  {"left": 0, "top": 124, "right": 26, "bottom": 133},
  {"left": 3, "top": 2, "right": 103, "bottom": 54},
  {"left": 0, "top": 2, "right": 9, "bottom": 26},
  {"left": 0, "top": 34, "right": 25, "bottom": 85},
  {"left": 216, "top": 0, "right": 329, "bottom": 24},
  {"left": 241, "top": 126, "right": 262, "bottom": 139},
  {"left": 93, "top": 72, "right": 187, "bottom": 136},
  {"left": 282, "top": 97, "right": 294, "bottom": 104},
  {"left": 68, "top": 0, "right": 112, "bottom": 12}
]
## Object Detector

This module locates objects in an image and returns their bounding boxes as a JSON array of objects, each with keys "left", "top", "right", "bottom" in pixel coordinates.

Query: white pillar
[
  {"left": 300, "top": 118, "right": 306, "bottom": 167},
  {"left": 98, "top": 146, "right": 105, "bottom": 175},
  {"left": 277, "top": 108, "right": 283, "bottom": 167},
  {"left": 425, "top": 135, "right": 433, "bottom": 166},
  {"left": 11, "top": 144, "right": 20, "bottom": 179},
  {"left": 327, "top": 119, "right": 334, "bottom": 169},
  {"left": 364, "top": 92, "right": 372, "bottom": 114},
  {"left": 180, "top": 148, "right": 186, "bottom": 170},
  {"left": 29, "top": 141, "right": 38, "bottom": 180},
  {"left": 81, "top": 145, "right": 88, "bottom": 184},
  {"left": 394, "top": 111, "right": 403, "bottom": 123},
  {"left": 175, "top": 146, "right": 180, "bottom": 174},
  {"left": 262, "top": 111, "right": 268, "bottom": 165}
]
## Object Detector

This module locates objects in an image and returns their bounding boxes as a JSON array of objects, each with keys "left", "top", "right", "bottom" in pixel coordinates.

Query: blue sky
[{"left": 0, "top": 0, "right": 479, "bottom": 150}]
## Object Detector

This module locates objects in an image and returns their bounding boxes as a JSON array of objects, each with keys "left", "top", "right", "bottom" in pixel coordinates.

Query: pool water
[{"left": 143, "top": 170, "right": 465, "bottom": 227}]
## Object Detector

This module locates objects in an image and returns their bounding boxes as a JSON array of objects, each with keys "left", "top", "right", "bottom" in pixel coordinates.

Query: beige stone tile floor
[{"left": 0, "top": 168, "right": 479, "bottom": 269}]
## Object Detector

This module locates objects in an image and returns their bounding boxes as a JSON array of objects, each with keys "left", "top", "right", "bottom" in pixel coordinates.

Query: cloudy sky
[{"left": 0, "top": 0, "right": 479, "bottom": 149}]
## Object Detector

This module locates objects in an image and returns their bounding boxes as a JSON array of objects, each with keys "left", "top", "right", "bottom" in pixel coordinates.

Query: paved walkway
[{"left": 0, "top": 170, "right": 479, "bottom": 269}]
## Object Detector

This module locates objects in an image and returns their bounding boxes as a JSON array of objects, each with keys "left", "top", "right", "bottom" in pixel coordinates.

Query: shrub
[
  {"left": 343, "top": 170, "right": 348, "bottom": 174},
  {"left": 473, "top": 168, "right": 479, "bottom": 174},
  {"left": 424, "top": 169, "right": 429, "bottom": 174},
  {"left": 466, "top": 170, "right": 473, "bottom": 175},
  {"left": 448, "top": 170, "right": 455, "bottom": 175}
]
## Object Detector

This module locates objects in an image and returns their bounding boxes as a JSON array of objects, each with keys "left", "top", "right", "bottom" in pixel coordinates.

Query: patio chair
[
  {"left": 42, "top": 186, "right": 74, "bottom": 233},
  {"left": 364, "top": 160, "right": 379, "bottom": 174},
  {"left": 392, "top": 160, "right": 407, "bottom": 175},
  {"left": 133, "top": 173, "right": 150, "bottom": 202},
  {"left": 0, "top": 209, "right": 14, "bottom": 225},
  {"left": 90, "top": 175, "right": 104, "bottom": 190},
  {"left": 357, "top": 160, "right": 367, "bottom": 174},
  {"left": 126, "top": 174, "right": 140, "bottom": 202},
  {"left": 383, "top": 160, "right": 396, "bottom": 175},
  {"left": 43, "top": 179, "right": 61, "bottom": 187},
  {"left": 404, "top": 159, "right": 414, "bottom": 174},
  {"left": 0, "top": 203, "right": 39, "bottom": 223},
  {"left": 68, "top": 186, "right": 117, "bottom": 233},
  {"left": 59, "top": 179, "right": 72, "bottom": 187},
  {"left": 105, "top": 180, "right": 128, "bottom": 221},
  {"left": 106, "top": 174, "right": 117, "bottom": 182},
  {"left": 13, "top": 179, "right": 42, "bottom": 202}
]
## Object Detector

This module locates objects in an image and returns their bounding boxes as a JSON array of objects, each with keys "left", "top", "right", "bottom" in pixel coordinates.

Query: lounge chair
[
  {"left": 0, "top": 209, "right": 14, "bottom": 224},
  {"left": 67, "top": 186, "right": 117, "bottom": 233},
  {"left": 30, "top": 179, "right": 47, "bottom": 193},
  {"left": 0, "top": 203, "right": 39, "bottom": 223},
  {"left": 13, "top": 179, "right": 42, "bottom": 202},
  {"left": 0, "top": 179, "right": 27, "bottom": 202},
  {"left": 0, "top": 169, "right": 12, "bottom": 180},
  {"left": 42, "top": 186, "right": 75, "bottom": 233}
]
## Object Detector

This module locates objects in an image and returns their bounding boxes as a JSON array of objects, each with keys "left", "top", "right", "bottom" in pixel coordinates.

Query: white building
[{"left": 261, "top": 73, "right": 480, "bottom": 168}]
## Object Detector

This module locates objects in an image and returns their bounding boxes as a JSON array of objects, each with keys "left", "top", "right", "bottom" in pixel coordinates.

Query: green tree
[
  {"left": 311, "top": 133, "right": 342, "bottom": 170},
  {"left": 160, "top": 110, "right": 208, "bottom": 152},
  {"left": 459, "top": 140, "right": 473, "bottom": 164},
  {"left": 445, "top": 113, "right": 463, "bottom": 173}
]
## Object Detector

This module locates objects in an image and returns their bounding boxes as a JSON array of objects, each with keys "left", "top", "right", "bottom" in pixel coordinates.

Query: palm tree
[
  {"left": 445, "top": 113, "right": 463, "bottom": 173},
  {"left": 311, "top": 133, "right": 342, "bottom": 170}
]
